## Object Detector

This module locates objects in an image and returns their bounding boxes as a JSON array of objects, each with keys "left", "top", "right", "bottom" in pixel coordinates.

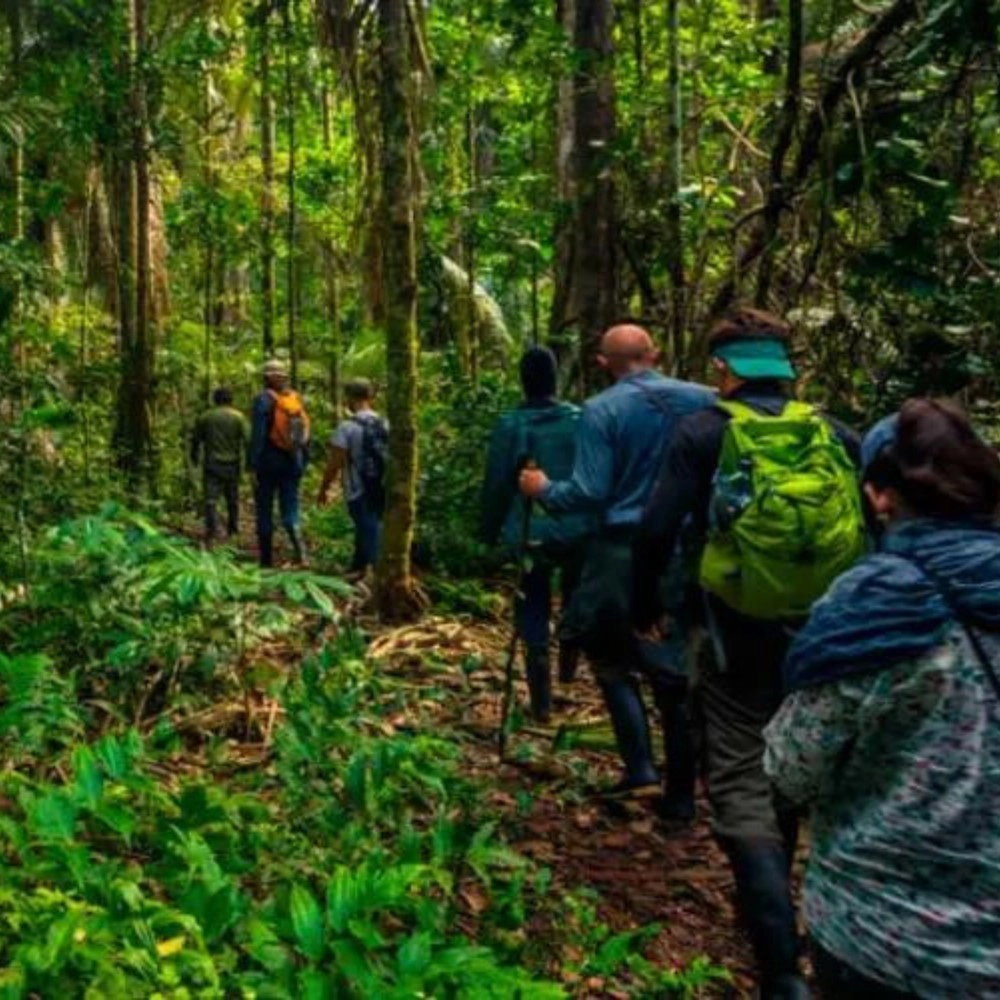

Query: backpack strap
[
  {"left": 631, "top": 377, "right": 678, "bottom": 419},
  {"left": 716, "top": 398, "right": 814, "bottom": 421},
  {"left": 894, "top": 552, "right": 1000, "bottom": 702}
]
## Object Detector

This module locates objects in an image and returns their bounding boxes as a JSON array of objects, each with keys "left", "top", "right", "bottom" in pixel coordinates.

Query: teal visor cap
[{"left": 712, "top": 338, "right": 796, "bottom": 380}]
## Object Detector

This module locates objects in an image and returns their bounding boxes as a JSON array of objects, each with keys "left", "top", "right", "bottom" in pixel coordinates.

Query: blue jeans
[
  {"left": 348, "top": 497, "right": 382, "bottom": 572},
  {"left": 255, "top": 469, "right": 302, "bottom": 567}
]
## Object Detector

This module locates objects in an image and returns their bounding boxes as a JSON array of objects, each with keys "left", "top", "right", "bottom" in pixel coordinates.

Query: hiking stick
[{"left": 498, "top": 471, "right": 535, "bottom": 763}]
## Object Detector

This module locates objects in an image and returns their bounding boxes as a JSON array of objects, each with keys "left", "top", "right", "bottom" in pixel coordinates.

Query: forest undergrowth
[{"left": 0, "top": 508, "right": 736, "bottom": 998}]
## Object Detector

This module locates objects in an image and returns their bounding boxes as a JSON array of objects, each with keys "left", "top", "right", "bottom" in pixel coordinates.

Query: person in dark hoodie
[
  {"left": 480, "top": 347, "right": 594, "bottom": 721},
  {"left": 765, "top": 399, "right": 1000, "bottom": 999}
]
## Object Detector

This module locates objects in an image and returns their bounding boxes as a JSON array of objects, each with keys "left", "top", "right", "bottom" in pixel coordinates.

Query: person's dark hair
[
  {"left": 213, "top": 387, "right": 233, "bottom": 406},
  {"left": 707, "top": 306, "right": 791, "bottom": 349},
  {"left": 344, "top": 378, "right": 374, "bottom": 403},
  {"left": 865, "top": 398, "right": 1000, "bottom": 520},
  {"left": 519, "top": 347, "right": 558, "bottom": 400}
]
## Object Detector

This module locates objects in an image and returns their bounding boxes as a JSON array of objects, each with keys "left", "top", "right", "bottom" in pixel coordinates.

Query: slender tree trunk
[
  {"left": 571, "top": 0, "right": 618, "bottom": 381},
  {"left": 755, "top": 0, "right": 803, "bottom": 305},
  {"left": 321, "top": 79, "right": 343, "bottom": 418},
  {"left": 259, "top": 7, "right": 277, "bottom": 356},
  {"left": 376, "top": 0, "right": 425, "bottom": 620},
  {"left": 5, "top": 0, "right": 24, "bottom": 373},
  {"left": 134, "top": 0, "right": 153, "bottom": 492},
  {"left": 281, "top": 0, "right": 298, "bottom": 381},
  {"left": 203, "top": 69, "right": 215, "bottom": 402},
  {"left": 664, "top": 0, "right": 686, "bottom": 373},
  {"left": 113, "top": 0, "right": 154, "bottom": 493},
  {"left": 549, "top": 0, "right": 576, "bottom": 354},
  {"left": 465, "top": 104, "right": 479, "bottom": 382}
]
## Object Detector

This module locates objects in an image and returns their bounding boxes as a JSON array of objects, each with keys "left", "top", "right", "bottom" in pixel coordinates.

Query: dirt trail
[
  {"left": 173, "top": 509, "right": 758, "bottom": 994},
  {"left": 368, "top": 614, "right": 757, "bottom": 997}
]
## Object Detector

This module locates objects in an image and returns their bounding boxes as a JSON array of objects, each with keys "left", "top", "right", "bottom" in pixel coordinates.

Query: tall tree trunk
[
  {"left": 114, "top": 0, "right": 154, "bottom": 493},
  {"left": 5, "top": 0, "right": 24, "bottom": 373},
  {"left": 321, "top": 79, "right": 342, "bottom": 418},
  {"left": 375, "top": 0, "right": 425, "bottom": 620},
  {"left": 203, "top": 68, "right": 215, "bottom": 402},
  {"left": 549, "top": 0, "right": 576, "bottom": 354},
  {"left": 664, "top": 0, "right": 686, "bottom": 373},
  {"left": 571, "top": 0, "right": 618, "bottom": 381},
  {"left": 259, "top": 6, "right": 277, "bottom": 356},
  {"left": 465, "top": 103, "right": 479, "bottom": 382},
  {"left": 281, "top": 0, "right": 298, "bottom": 381}
]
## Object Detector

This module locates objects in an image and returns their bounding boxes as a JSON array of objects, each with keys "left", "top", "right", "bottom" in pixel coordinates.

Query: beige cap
[{"left": 263, "top": 358, "right": 288, "bottom": 378}]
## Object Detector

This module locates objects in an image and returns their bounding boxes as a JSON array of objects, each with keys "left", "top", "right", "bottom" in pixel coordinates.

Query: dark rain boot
[
  {"left": 557, "top": 641, "right": 581, "bottom": 684},
  {"left": 598, "top": 678, "right": 660, "bottom": 797},
  {"left": 726, "top": 840, "right": 808, "bottom": 1000},
  {"left": 259, "top": 532, "right": 274, "bottom": 569},
  {"left": 525, "top": 644, "right": 552, "bottom": 723},
  {"left": 287, "top": 527, "right": 308, "bottom": 567},
  {"left": 653, "top": 682, "right": 697, "bottom": 824}
]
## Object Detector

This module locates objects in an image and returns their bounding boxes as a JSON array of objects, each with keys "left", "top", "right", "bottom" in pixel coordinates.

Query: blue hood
[{"left": 784, "top": 518, "right": 1000, "bottom": 691}]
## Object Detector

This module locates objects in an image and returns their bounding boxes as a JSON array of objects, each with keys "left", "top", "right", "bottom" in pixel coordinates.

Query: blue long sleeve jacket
[{"left": 541, "top": 370, "right": 715, "bottom": 528}]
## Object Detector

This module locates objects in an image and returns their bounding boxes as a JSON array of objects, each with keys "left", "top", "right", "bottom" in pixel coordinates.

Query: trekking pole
[{"left": 499, "top": 462, "right": 535, "bottom": 763}]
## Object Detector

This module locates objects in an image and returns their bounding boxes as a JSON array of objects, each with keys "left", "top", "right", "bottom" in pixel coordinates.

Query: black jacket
[{"left": 631, "top": 382, "right": 861, "bottom": 631}]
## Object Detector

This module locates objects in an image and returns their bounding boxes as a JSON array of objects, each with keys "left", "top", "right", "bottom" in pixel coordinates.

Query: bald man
[{"left": 520, "top": 324, "right": 714, "bottom": 802}]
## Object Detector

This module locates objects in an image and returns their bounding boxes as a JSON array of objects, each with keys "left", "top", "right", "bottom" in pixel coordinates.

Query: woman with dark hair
[{"left": 764, "top": 398, "right": 1000, "bottom": 999}]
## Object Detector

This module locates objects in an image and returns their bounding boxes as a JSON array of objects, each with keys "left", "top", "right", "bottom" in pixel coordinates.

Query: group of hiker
[
  {"left": 190, "top": 359, "right": 388, "bottom": 574},
  {"left": 482, "top": 309, "right": 1000, "bottom": 999}
]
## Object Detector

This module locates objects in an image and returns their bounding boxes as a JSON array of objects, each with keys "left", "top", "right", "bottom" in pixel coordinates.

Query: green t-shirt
[{"left": 192, "top": 406, "right": 248, "bottom": 468}]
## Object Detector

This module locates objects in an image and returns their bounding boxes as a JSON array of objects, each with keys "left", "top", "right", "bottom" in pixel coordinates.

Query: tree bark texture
[
  {"left": 320, "top": 80, "right": 343, "bottom": 418},
  {"left": 113, "top": 0, "right": 154, "bottom": 493},
  {"left": 548, "top": 0, "right": 576, "bottom": 353},
  {"left": 551, "top": 0, "right": 618, "bottom": 383},
  {"left": 664, "top": 0, "right": 686, "bottom": 372},
  {"left": 259, "top": 8, "right": 277, "bottom": 357},
  {"left": 281, "top": 0, "right": 298, "bottom": 382},
  {"left": 375, "top": 0, "right": 425, "bottom": 620}
]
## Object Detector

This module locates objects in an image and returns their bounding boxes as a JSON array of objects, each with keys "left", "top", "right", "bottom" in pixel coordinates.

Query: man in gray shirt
[{"left": 318, "top": 378, "right": 388, "bottom": 574}]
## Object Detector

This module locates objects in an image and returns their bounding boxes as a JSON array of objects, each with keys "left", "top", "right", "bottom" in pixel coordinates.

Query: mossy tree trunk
[{"left": 375, "top": 0, "right": 426, "bottom": 620}]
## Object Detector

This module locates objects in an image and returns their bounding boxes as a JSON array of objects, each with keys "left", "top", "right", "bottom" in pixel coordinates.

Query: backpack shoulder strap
[
  {"left": 894, "top": 552, "right": 1000, "bottom": 702},
  {"left": 631, "top": 377, "right": 676, "bottom": 419},
  {"left": 715, "top": 399, "right": 757, "bottom": 421},
  {"left": 716, "top": 398, "right": 816, "bottom": 422},
  {"left": 781, "top": 400, "right": 816, "bottom": 420}
]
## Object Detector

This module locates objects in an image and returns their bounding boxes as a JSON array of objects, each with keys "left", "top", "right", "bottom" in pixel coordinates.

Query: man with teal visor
[
  {"left": 632, "top": 307, "right": 863, "bottom": 1000},
  {"left": 711, "top": 337, "right": 797, "bottom": 381}
]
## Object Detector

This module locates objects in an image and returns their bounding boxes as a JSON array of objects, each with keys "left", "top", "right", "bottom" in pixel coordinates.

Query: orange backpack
[{"left": 267, "top": 390, "right": 311, "bottom": 453}]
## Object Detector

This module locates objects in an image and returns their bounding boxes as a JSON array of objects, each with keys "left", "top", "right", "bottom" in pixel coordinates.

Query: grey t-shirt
[{"left": 332, "top": 410, "right": 383, "bottom": 502}]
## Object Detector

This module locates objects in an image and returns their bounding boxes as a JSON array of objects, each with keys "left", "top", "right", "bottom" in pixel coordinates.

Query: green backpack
[{"left": 699, "top": 399, "right": 865, "bottom": 620}]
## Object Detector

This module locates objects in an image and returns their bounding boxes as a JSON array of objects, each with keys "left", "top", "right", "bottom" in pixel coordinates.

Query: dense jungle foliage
[{"left": 1, "top": 0, "right": 999, "bottom": 995}]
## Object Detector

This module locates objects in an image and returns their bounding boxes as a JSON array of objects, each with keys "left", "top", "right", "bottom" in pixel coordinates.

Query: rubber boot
[
  {"left": 287, "top": 527, "right": 308, "bottom": 567},
  {"left": 598, "top": 678, "right": 660, "bottom": 797},
  {"left": 525, "top": 644, "right": 552, "bottom": 723},
  {"left": 259, "top": 532, "right": 274, "bottom": 569},
  {"left": 557, "top": 642, "right": 580, "bottom": 684},
  {"left": 652, "top": 682, "right": 697, "bottom": 823},
  {"left": 725, "top": 839, "right": 808, "bottom": 999}
]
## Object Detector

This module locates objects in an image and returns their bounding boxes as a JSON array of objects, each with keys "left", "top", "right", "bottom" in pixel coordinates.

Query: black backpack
[{"left": 353, "top": 414, "right": 389, "bottom": 512}]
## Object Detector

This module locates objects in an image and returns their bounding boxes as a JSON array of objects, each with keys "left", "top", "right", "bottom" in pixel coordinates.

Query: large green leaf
[{"left": 289, "top": 884, "right": 326, "bottom": 962}]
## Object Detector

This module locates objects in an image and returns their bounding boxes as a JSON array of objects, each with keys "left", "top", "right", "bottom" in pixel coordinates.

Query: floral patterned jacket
[{"left": 764, "top": 626, "right": 1000, "bottom": 998}]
